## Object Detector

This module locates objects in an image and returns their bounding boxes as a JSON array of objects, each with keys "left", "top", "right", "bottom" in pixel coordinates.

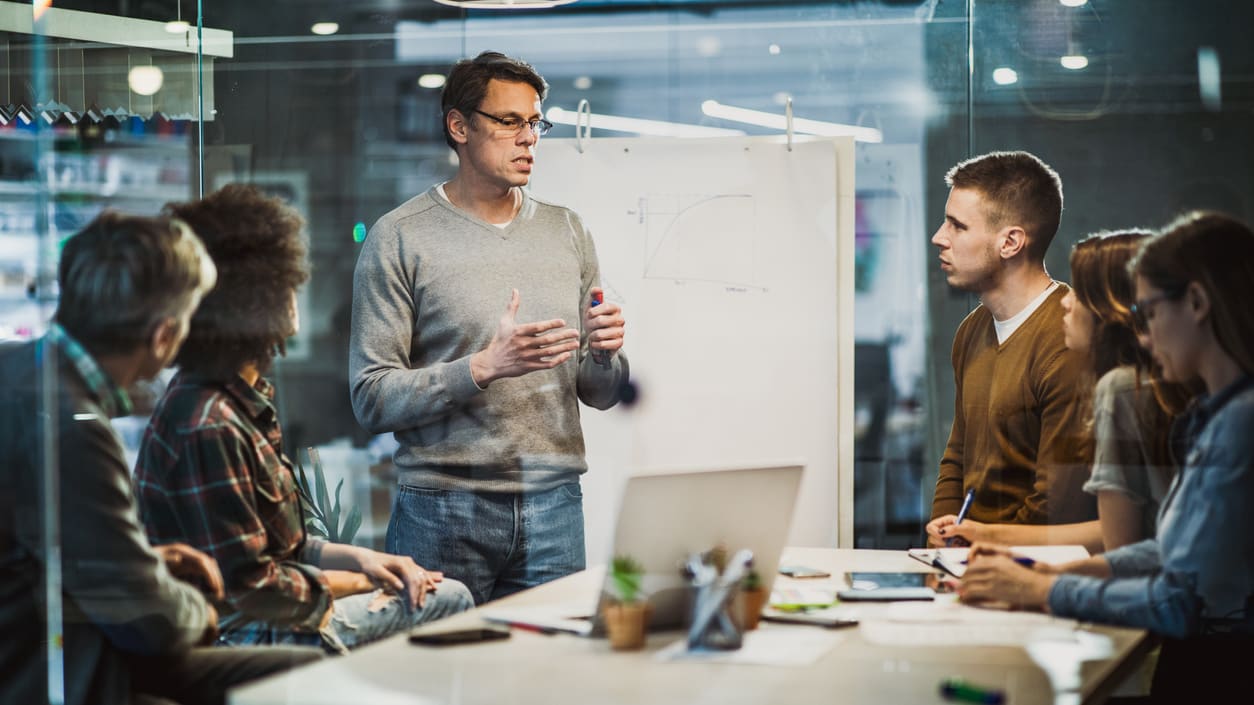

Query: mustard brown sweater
[{"left": 931, "top": 285, "right": 1096, "bottom": 525}]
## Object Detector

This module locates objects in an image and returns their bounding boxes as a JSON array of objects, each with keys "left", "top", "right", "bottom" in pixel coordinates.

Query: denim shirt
[{"left": 1049, "top": 376, "right": 1254, "bottom": 638}]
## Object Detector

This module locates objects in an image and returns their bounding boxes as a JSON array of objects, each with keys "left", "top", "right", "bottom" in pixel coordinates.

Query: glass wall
[{"left": 5, "top": 0, "right": 1253, "bottom": 698}]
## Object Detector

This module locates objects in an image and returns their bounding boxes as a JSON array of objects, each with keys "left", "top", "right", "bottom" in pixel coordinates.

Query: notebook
[
  {"left": 480, "top": 464, "right": 804, "bottom": 637},
  {"left": 908, "top": 545, "right": 1091, "bottom": 578}
]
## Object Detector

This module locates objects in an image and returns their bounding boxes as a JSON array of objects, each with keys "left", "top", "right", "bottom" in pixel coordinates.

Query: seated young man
[
  {"left": 0, "top": 212, "right": 321, "bottom": 705},
  {"left": 134, "top": 185, "right": 472, "bottom": 653}
]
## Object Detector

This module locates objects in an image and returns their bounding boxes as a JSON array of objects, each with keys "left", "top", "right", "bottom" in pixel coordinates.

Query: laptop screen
[{"left": 588, "top": 464, "right": 803, "bottom": 634}]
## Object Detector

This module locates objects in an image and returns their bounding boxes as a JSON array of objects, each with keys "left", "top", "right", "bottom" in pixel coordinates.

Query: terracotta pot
[
  {"left": 735, "top": 588, "right": 768, "bottom": 631},
  {"left": 603, "top": 602, "right": 652, "bottom": 650}
]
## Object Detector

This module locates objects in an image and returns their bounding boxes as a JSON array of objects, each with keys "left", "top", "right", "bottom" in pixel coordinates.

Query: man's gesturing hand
[{"left": 471, "top": 289, "right": 579, "bottom": 386}]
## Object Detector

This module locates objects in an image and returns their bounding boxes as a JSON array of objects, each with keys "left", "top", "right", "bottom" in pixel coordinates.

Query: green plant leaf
[
  {"left": 610, "top": 555, "right": 644, "bottom": 603},
  {"left": 341, "top": 506, "right": 362, "bottom": 546},
  {"left": 329, "top": 478, "right": 344, "bottom": 543}
]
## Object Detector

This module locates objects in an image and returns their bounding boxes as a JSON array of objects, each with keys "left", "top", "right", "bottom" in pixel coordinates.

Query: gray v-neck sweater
[{"left": 349, "top": 186, "right": 627, "bottom": 492}]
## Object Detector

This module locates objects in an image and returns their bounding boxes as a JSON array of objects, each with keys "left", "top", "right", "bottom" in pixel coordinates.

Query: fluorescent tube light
[
  {"left": 700, "top": 100, "right": 883, "bottom": 143},
  {"left": 546, "top": 107, "right": 745, "bottom": 138},
  {"left": 434, "top": 0, "right": 579, "bottom": 8}
]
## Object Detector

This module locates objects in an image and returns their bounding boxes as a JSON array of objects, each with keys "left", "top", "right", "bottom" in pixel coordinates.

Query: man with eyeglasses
[{"left": 350, "top": 51, "right": 629, "bottom": 605}]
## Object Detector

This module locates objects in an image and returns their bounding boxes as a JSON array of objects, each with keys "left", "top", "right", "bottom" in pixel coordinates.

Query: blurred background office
[{"left": 2, "top": 0, "right": 1250, "bottom": 551}]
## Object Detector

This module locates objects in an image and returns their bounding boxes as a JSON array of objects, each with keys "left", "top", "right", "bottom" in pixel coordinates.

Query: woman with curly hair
[{"left": 134, "top": 185, "right": 472, "bottom": 653}]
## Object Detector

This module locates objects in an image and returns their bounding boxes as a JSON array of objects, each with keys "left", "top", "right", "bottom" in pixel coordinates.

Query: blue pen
[
  {"left": 589, "top": 292, "right": 610, "bottom": 366},
  {"left": 946, "top": 488, "right": 976, "bottom": 547},
  {"left": 961, "top": 556, "right": 1036, "bottom": 568}
]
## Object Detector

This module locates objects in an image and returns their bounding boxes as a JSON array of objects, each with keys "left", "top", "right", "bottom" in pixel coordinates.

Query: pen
[
  {"left": 589, "top": 292, "right": 610, "bottom": 366},
  {"left": 500, "top": 620, "right": 559, "bottom": 636},
  {"left": 947, "top": 488, "right": 976, "bottom": 547},
  {"left": 960, "top": 556, "right": 1036, "bottom": 568}
]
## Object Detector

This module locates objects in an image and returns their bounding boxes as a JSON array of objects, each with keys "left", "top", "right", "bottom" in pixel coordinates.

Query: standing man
[
  {"left": 926, "top": 151, "right": 1094, "bottom": 547},
  {"left": 350, "top": 51, "right": 628, "bottom": 604},
  {"left": 0, "top": 213, "right": 320, "bottom": 705}
]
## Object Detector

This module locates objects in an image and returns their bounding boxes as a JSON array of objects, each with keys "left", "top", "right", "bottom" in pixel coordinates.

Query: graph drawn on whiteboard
[{"left": 635, "top": 192, "right": 763, "bottom": 290}]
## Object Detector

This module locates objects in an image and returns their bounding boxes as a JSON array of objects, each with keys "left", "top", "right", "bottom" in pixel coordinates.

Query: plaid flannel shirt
[{"left": 134, "top": 372, "right": 331, "bottom": 645}]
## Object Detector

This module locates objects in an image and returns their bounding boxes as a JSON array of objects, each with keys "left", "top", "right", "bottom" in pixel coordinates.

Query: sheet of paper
[
  {"left": 653, "top": 624, "right": 846, "bottom": 666},
  {"left": 857, "top": 598, "right": 1075, "bottom": 647},
  {"left": 769, "top": 585, "right": 838, "bottom": 609}
]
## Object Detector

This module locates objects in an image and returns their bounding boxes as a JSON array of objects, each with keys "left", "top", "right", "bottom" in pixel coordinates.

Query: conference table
[{"left": 230, "top": 547, "right": 1154, "bottom": 705}]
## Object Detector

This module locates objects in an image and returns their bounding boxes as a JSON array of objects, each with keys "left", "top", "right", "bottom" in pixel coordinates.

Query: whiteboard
[{"left": 529, "top": 135, "right": 856, "bottom": 564}]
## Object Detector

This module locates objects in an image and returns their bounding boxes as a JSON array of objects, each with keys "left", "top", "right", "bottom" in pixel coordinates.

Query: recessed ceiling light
[
  {"left": 1059, "top": 0, "right": 1088, "bottom": 7},
  {"left": 992, "top": 67, "right": 1019, "bottom": 85},
  {"left": 433, "top": 0, "right": 579, "bottom": 8},
  {"left": 573, "top": 76, "right": 593, "bottom": 91},
  {"left": 768, "top": 44, "right": 781, "bottom": 56},
  {"left": 418, "top": 74, "right": 447, "bottom": 89},
  {"left": 128, "top": 66, "right": 164, "bottom": 96},
  {"left": 696, "top": 36, "right": 722, "bottom": 58},
  {"left": 1060, "top": 55, "right": 1089, "bottom": 70},
  {"left": 311, "top": 22, "right": 340, "bottom": 36}
]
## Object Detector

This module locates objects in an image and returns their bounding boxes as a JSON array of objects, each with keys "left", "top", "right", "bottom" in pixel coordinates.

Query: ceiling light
[
  {"left": 433, "top": 0, "right": 580, "bottom": 8},
  {"left": 546, "top": 107, "right": 744, "bottom": 138},
  {"left": 768, "top": 44, "right": 781, "bottom": 56},
  {"left": 573, "top": 76, "right": 593, "bottom": 91},
  {"left": 418, "top": 73, "right": 447, "bottom": 89},
  {"left": 696, "top": 36, "right": 722, "bottom": 58},
  {"left": 128, "top": 66, "right": 164, "bottom": 96},
  {"left": 1197, "top": 47, "right": 1222, "bottom": 111},
  {"left": 165, "top": 20, "right": 191, "bottom": 34},
  {"left": 311, "top": 22, "right": 340, "bottom": 36},
  {"left": 1060, "top": 55, "right": 1089, "bottom": 70},
  {"left": 1059, "top": 0, "right": 1088, "bottom": 7},
  {"left": 700, "top": 100, "right": 882, "bottom": 143},
  {"left": 992, "top": 67, "right": 1019, "bottom": 85}
]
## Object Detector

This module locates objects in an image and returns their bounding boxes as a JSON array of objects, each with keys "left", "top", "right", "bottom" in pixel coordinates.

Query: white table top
[{"left": 230, "top": 547, "right": 1152, "bottom": 705}]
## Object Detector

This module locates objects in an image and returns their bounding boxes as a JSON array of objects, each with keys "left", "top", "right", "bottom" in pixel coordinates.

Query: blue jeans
[
  {"left": 219, "top": 581, "right": 474, "bottom": 653},
  {"left": 386, "top": 482, "right": 587, "bottom": 605}
]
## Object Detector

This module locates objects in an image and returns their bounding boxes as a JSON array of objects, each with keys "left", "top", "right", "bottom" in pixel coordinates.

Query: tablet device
[{"left": 836, "top": 572, "right": 943, "bottom": 602}]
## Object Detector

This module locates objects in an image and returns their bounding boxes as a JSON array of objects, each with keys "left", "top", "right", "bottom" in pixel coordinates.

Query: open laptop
[{"left": 479, "top": 464, "right": 803, "bottom": 637}]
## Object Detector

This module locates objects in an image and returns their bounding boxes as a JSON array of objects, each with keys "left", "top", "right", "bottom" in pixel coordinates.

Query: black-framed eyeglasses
[
  {"left": 473, "top": 109, "right": 554, "bottom": 138},
  {"left": 1130, "top": 290, "right": 1181, "bottom": 330}
]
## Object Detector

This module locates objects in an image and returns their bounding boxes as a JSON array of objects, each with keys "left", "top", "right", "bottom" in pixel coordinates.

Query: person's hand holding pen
[
  {"left": 925, "top": 488, "right": 979, "bottom": 548},
  {"left": 585, "top": 287, "right": 625, "bottom": 366},
  {"left": 958, "top": 543, "right": 1057, "bottom": 610}
]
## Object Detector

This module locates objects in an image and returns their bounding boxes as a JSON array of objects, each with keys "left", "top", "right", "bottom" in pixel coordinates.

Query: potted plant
[
  {"left": 603, "top": 555, "right": 651, "bottom": 650},
  {"left": 734, "top": 563, "right": 767, "bottom": 631}
]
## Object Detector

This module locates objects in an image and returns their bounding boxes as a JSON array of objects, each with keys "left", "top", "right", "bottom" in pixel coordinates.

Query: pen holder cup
[
  {"left": 685, "top": 583, "right": 745, "bottom": 651},
  {"left": 603, "top": 602, "right": 652, "bottom": 651}
]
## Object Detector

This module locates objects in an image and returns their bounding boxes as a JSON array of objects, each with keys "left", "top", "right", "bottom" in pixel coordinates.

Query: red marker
[{"left": 589, "top": 292, "right": 610, "bottom": 366}]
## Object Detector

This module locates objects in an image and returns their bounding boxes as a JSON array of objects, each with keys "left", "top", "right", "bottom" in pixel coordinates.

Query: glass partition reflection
[{"left": 7, "top": 1, "right": 1254, "bottom": 700}]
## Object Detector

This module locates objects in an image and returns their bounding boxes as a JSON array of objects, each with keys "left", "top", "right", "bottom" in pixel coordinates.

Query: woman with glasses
[
  {"left": 960, "top": 212, "right": 1254, "bottom": 701},
  {"left": 930, "top": 230, "right": 1187, "bottom": 552}
]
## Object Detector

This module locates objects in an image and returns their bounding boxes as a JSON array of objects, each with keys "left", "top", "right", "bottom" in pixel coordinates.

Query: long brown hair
[
  {"left": 1070, "top": 230, "right": 1153, "bottom": 379},
  {"left": 1132, "top": 211, "right": 1254, "bottom": 380},
  {"left": 1070, "top": 230, "right": 1190, "bottom": 467}
]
